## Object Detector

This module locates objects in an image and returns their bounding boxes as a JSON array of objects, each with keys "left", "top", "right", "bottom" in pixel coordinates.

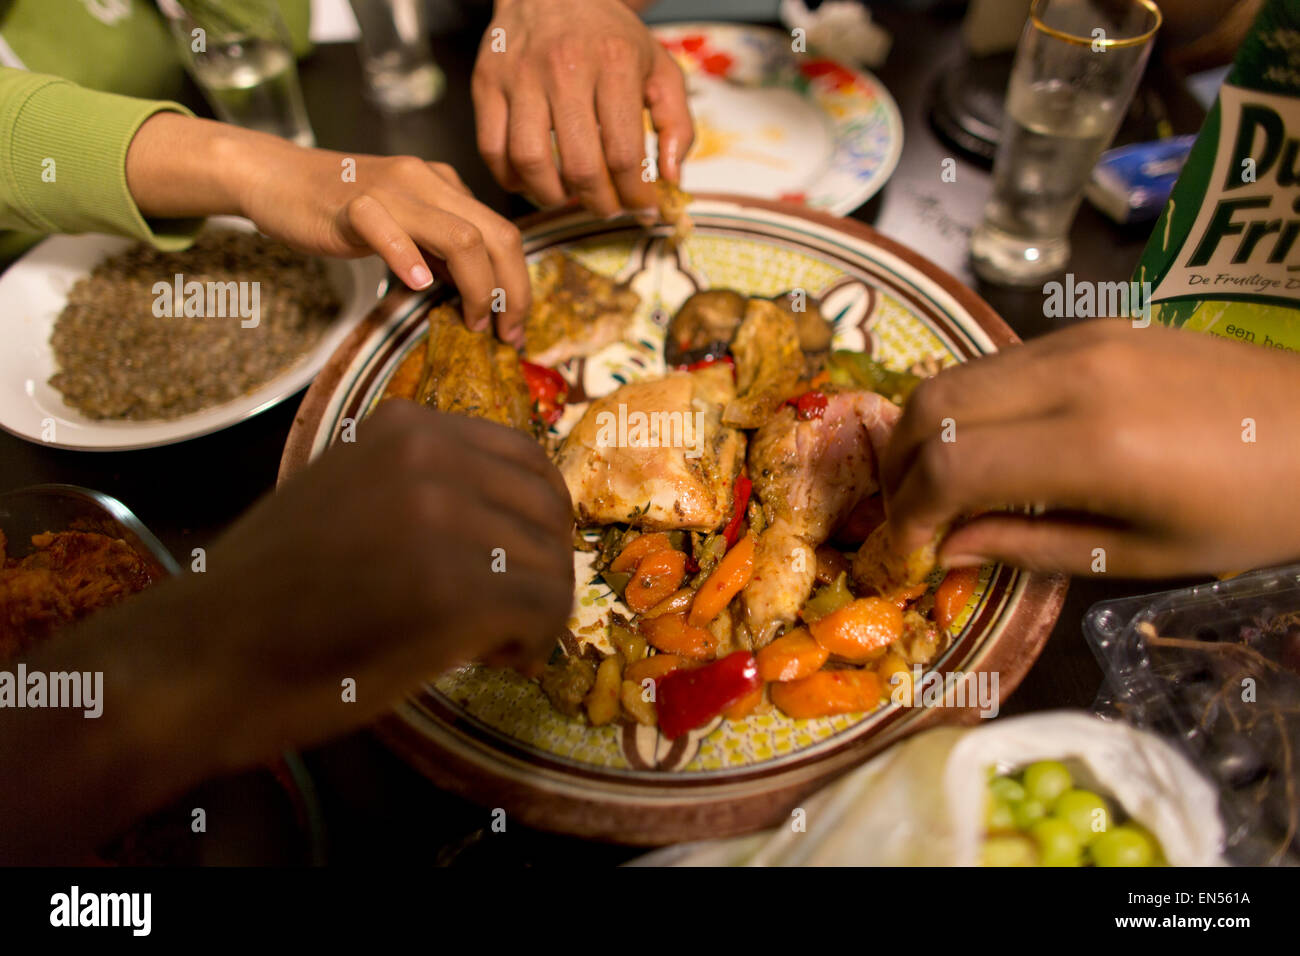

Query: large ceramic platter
[{"left": 279, "top": 197, "right": 1066, "bottom": 844}]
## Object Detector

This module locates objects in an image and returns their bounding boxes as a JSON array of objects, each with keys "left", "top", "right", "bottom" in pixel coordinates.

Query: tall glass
[
  {"left": 158, "top": 0, "right": 315, "bottom": 147},
  {"left": 969, "top": 0, "right": 1160, "bottom": 285},
  {"left": 348, "top": 0, "right": 445, "bottom": 112}
]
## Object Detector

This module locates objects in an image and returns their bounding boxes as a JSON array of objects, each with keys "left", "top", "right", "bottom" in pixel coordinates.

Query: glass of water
[
  {"left": 969, "top": 0, "right": 1161, "bottom": 285},
  {"left": 348, "top": 0, "right": 445, "bottom": 112},
  {"left": 158, "top": 0, "right": 315, "bottom": 147}
]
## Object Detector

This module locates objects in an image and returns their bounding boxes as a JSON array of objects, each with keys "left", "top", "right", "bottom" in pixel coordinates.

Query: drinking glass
[
  {"left": 969, "top": 0, "right": 1161, "bottom": 285},
  {"left": 348, "top": 0, "right": 445, "bottom": 111},
  {"left": 158, "top": 0, "right": 315, "bottom": 147}
]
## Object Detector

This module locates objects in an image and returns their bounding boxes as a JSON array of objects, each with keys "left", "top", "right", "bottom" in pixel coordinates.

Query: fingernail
[{"left": 409, "top": 264, "right": 433, "bottom": 289}]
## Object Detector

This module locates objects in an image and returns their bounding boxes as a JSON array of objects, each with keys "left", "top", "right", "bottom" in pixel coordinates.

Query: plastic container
[{"left": 1083, "top": 566, "right": 1300, "bottom": 866}]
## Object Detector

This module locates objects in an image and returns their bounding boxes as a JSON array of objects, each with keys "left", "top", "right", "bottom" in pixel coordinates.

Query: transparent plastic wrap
[{"left": 1084, "top": 565, "right": 1300, "bottom": 866}]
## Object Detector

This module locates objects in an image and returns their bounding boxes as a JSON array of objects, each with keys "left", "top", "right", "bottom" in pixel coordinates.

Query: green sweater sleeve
[{"left": 0, "top": 68, "right": 202, "bottom": 250}]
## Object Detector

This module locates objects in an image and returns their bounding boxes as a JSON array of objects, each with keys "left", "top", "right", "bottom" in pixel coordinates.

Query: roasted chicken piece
[
  {"left": 723, "top": 298, "right": 806, "bottom": 428},
  {"left": 555, "top": 364, "right": 745, "bottom": 531},
  {"left": 416, "top": 303, "right": 532, "bottom": 431},
  {"left": 852, "top": 520, "right": 946, "bottom": 596},
  {"left": 656, "top": 178, "right": 692, "bottom": 245},
  {"left": 524, "top": 252, "right": 640, "bottom": 366},
  {"left": 772, "top": 290, "right": 835, "bottom": 378},
  {"left": 741, "top": 390, "right": 901, "bottom": 647},
  {"left": 772, "top": 291, "right": 835, "bottom": 355}
]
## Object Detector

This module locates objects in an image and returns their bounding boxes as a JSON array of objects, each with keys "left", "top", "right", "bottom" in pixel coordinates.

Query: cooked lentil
[{"left": 49, "top": 230, "right": 340, "bottom": 420}]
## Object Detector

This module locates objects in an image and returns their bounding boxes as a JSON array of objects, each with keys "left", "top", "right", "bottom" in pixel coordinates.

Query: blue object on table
[{"left": 1086, "top": 135, "right": 1196, "bottom": 225}]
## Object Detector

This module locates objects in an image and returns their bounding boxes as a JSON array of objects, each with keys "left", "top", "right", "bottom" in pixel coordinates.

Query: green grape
[
  {"left": 1054, "top": 789, "right": 1111, "bottom": 845},
  {"left": 981, "top": 834, "right": 1039, "bottom": 867},
  {"left": 1022, "top": 761, "right": 1073, "bottom": 805},
  {"left": 1029, "top": 818, "right": 1083, "bottom": 866},
  {"left": 989, "top": 776, "right": 1026, "bottom": 804},
  {"left": 1011, "top": 798, "right": 1048, "bottom": 830},
  {"left": 1091, "top": 824, "right": 1157, "bottom": 867},
  {"left": 986, "top": 797, "right": 1015, "bottom": 831}
]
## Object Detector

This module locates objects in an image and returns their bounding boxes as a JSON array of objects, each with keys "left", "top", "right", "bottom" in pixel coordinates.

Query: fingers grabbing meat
[
  {"left": 416, "top": 304, "right": 533, "bottom": 431},
  {"left": 741, "top": 391, "right": 901, "bottom": 646}
]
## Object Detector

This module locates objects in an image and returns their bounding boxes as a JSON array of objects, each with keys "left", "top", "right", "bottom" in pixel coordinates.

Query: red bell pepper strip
[
  {"left": 786, "top": 390, "right": 828, "bottom": 420},
  {"left": 520, "top": 361, "right": 568, "bottom": 426},
  {"left": 655, "top": 651, "right": 761, "bottom": 739},
  {"left": 722, "top": 473, "right": 752, "bottom": 548}
]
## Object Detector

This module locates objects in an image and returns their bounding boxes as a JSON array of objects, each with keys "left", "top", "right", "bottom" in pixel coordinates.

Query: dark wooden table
[{"left": 0, "top": 6, "right": 1209, "bottom": 865}]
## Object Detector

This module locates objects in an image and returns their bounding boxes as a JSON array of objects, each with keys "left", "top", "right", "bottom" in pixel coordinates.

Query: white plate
[
  {"left": 0, "top": 217, "right": 388, "bottom": 451},
  {"left": 653, "top": 23, "right": 904, "bottom": 215}
]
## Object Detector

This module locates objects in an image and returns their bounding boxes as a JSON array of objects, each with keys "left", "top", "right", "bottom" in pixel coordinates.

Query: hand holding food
[
  {"left": 124, "top": 113, "right": 531, "bottom": 343},
  {"left": 880, "top": 319, "right": 1300, "bottom": 577},
  {"left": 471, "top": 0, "right": 693, "bottom": 215},
  {"left": 0, "top": 400, "right": 573, "bottom": 861},
  {"left": 127, "top": 399, "right": 573, "bottom": 774}
]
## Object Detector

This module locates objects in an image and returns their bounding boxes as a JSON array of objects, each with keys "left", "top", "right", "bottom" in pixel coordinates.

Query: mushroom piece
[{"left": 664, "top": 289, "right": 747, "bottom": 367}]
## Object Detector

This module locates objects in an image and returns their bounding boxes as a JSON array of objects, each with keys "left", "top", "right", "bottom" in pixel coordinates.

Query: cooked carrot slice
[
  {"left": 934, "top": 566, "right": 979, "bottom": 631},
  {"left": 639, "top": 613, "right": 717, "bottom": 660},
  {"left": 625, "top": 653, "right": 689, "bottom": 684},
  {"left": 890, "top": 582, "right": 928, "bottom": 608},
  {"left": 770, "top": 668, "right": 881, "bottom": 719},
  {"left": 808, "top": 597, "right": 903, "bottom": 663},
  {"left": 756, "top": 627, "right": 830, "bottom": 682},
  {"left": 624, "top": 549, "right": 688, "bottom": 613},
  {"left": 723, "top": 684, "right": 764, "bottom": 720},
  {"left": 688, "top": 532, "right": 756, "bottom": 627},
  {"left": 641, "top": 587, "right": 695, "bottom": 620},
  {"left": 610, "top": 532, "right": 674, "bottom": 573}
]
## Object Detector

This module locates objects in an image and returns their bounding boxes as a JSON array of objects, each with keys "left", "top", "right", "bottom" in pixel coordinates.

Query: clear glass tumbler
[
  {"left": 969, "top": 0, "right": 1161, "bottom": 286},
  {"left": 158, "top": 0, "right": 316, "bottom": 147},
  {"left": 348, "top": 0, "right": 445, "bottom": 112}
]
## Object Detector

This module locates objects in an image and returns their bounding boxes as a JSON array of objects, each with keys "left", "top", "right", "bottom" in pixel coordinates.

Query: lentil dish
[{"left": 49, "top": 230, "right": 340, "bottom": 421}]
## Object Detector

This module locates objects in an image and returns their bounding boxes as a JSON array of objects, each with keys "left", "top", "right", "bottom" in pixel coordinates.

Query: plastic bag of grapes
[
  {"left": 630, "top": 712, "right": 1222, "bottom": 866},
  {"left": 1084, "top": 564, "right": 1300, "bottom": 866}
]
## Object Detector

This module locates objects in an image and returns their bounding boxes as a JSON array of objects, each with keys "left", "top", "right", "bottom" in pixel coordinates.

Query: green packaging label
[{"left": 1135, "top": 0, "right": 1300, "bottom": 353}]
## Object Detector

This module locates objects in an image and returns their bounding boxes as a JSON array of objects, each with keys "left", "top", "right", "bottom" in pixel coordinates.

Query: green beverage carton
[{"left": 1134, "top": 0, "right": 1300, "bottom": 353}]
